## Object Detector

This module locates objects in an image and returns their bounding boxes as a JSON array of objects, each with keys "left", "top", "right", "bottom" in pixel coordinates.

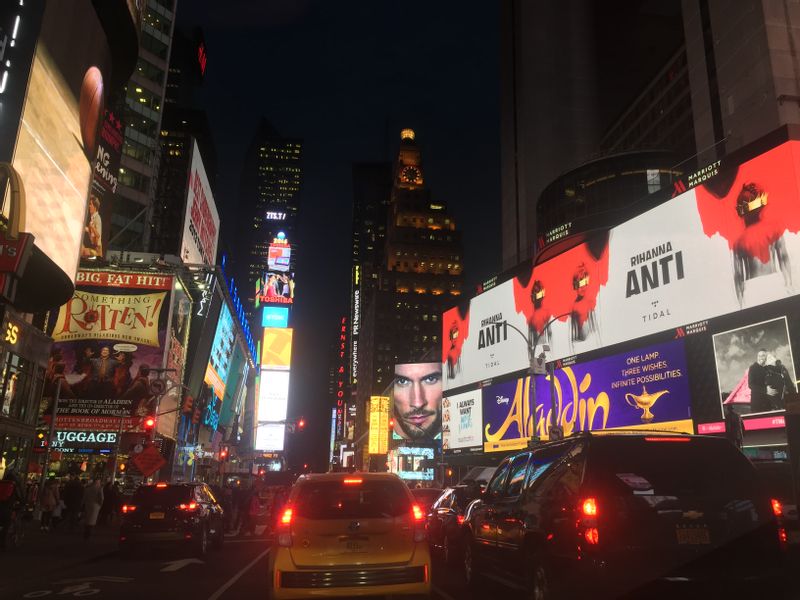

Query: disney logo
[{"left": 496, "top": 395, "right": 510, "bottom": 405}]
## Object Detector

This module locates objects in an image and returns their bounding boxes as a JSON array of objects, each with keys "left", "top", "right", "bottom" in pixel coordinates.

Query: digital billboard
[
  {"left": 392, "top": 362, "right": 442, "bottom": 442},
  {"left": 261, "top": 327, "right": 293, "bottom": 370},
  {"left": 255, "top": 370, "right": 290, "bottom": 451},
  {"left": 255, "top": 271, "right": 295, "bottom": 307},
  {"left": 204, "top": 303, "right": 234, "bottom": 402},
  {"left": 44, "top": 270, "right": 173, "bottom": 431},
  {"left": 444, "top": 140, "right": 800, "bottom": 393},
  {"left": 442, "top": 389, "right": 482, "bottom": 453},
  {"left": 267, "top": 237, "right": 291, "bottom": 272},
  {"left": 181, "top": 141, "right": 220, "bottom": 266},
  {"left": 390, "top": 446, "right": 435, "bottom": 481},
  {"left": 262, "top": 306, "right": 289, "bottom": 328},
  {"left": 368, "top": 396, "right": 390, "bottom": 454}
]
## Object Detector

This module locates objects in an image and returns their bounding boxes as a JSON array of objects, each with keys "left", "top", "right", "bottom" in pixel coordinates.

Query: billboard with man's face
[{"left": 392, "top": 362, "right": 442, "bottom": 441}]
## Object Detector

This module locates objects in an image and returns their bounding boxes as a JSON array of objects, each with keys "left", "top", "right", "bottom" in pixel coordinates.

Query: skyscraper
[
  {"left": 113, "top": 0, "right": 178, "bottom": 252},
  {"left": 237, "top": 119, "right": 303, "bottom": 321},
  {"left": 353, "top": 130, "right": 463, "bottom": 468}
]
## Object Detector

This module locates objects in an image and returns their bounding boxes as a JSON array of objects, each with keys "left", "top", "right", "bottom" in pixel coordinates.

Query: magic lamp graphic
[{"left": 625, "top": 386, "right": 669, "bottom": 423}]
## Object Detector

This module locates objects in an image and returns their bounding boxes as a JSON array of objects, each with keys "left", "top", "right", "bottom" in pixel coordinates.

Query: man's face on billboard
[{"left": 393, "top": 363, "right": 442, "bottom": 440}]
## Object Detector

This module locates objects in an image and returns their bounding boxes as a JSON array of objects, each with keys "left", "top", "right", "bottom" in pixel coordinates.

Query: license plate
[
  {"left": 149, "top": 512, "right": 165, "bottom": 520},
  {"left": 340, "top": 535, "right": 368, "bottom": 552},
  {"left": 676, "top": 527, "right": 710, "bottom": 545}
]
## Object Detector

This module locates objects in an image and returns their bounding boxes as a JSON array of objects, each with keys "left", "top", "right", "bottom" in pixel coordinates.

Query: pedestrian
[
  {"left": 39, "top": 479, "right": 59, "bottom": 532},
  {"left": 0, "top": 467, "right": 25, "bottom": 549},
  {"left": 62, "top": 475, "right": 83, "bottom": 532},
  {"left": 82, "top": 478, "right": 104, "bottom": 540}
]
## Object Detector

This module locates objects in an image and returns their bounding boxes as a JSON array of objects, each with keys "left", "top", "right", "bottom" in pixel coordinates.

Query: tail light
[
  {"left": 121, "top": 504, "right": 137, "bottom": 514},
  {"left": 643, "top": 436, "right": 690, "bottom": 443},
  {"left": 179, "top": 502, "right": 198, "bottom": 511},
  {"left": 771, "top": 498, "right": 783, "bottom": 518},
  {"left": 457, "top": 514, "right": 465, "bottom": 525},
  {"left": 778, "top": 527, "right": 788, "bottom": 545},
  {"left": 156, "top": 482, "right": 168, "bottom": 488},
  {"left": 343, "top": 478, "right": 363, "bottom": 485},
  {"left": 277, "top": 507, "right": 293, "bottom": 547},
  {"left": 578, "top": 497, "right": 599, "bottom": 546},
  {"left": 412, "top": 503, "right": 427, "bottom": 542}
]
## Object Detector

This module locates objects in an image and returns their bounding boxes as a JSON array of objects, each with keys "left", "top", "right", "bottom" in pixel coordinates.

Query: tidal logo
[
  {"left": 478, "top": 314, "right": 507, "bottom": 349},
  {"left": 626, "top": 243, "right": 684, "bottom": 298}
]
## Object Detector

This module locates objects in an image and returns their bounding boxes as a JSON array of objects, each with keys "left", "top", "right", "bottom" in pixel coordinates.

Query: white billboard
[
  {"left": 180, "top": 141, "right": 220, "bottom": 265},
  {"left": 442, "top": 389, "right": 483, "bottom": 452},
  {"left": 444, "top": 140, "right": 800, "bottom": 391},
  {"left": 255, "top": 369, "right": 290, "bottom": 451}
]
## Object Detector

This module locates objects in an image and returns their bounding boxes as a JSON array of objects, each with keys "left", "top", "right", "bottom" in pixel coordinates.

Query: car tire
[
  {"left": 462, "top": 534, "right": 482, "bottom": 589},
  {"left": 196, "top": 526, "right": 209, "bottom": 557},
  {"left": 525, "top": 552, "right": 553, "bottom": 600}
]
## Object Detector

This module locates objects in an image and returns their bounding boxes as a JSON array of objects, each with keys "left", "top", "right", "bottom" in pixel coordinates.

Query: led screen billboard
[
  {"left": 368, "top": 396, "right": 390, "bottom": 454},
  {"left": 255, "top": 369, "right": 290, "bottom": 451},
  {"left": 392, "top": 363, "right": 442, "bottom": 442},
  {"left": 444, "top": 140, "right": 800, "bottom": 393},
  {"left": 43, "top": 270, "right": 173, "bottom": 431},
  {"left": 262, "top": 306, "right": 289, "bottom": 328},
  {"left": 204, "top": 303, "right": 234, "bottom": 402},
  {"left": 261, "top": 328, "right": 293, "bottom": 370},
  {"left": 255, "top": 271, "right": 295, "bottom": 307},
  {"left": 442, "top": 389, "right": 482, "bottom": 453},
  {"left": 181, "top": 141, "right": 220, "bottom": 265},
  {"left": 268, "top": 239, "right": 291, "bottom": 272},
  {"left": 390, "top": 446, "right": 435, "bottom": 481}
]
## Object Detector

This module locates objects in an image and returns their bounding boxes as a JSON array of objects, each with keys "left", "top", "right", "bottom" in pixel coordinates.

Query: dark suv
[
  {"left": 120, "top": 482, "right": 224, "bottom": 556},
  {"left": 462, "top": 433, "right": 787, "bottom": 599}
]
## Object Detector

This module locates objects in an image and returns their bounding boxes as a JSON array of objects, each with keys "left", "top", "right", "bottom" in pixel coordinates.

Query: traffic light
[
  {"left": 220, "top": 446, "right": 229, "bottom": 461},
  {"left": 143, "top": 416, "right": 156, "bottom": 431},
  {"left": 181, "top": 395, "right": 194, "bottom": 414},
  {"left": 297, "top": 418, "right": 306, "bottom": 430},
  {"left": 119, "top": 463, "right": 126, "bottom": 472}
]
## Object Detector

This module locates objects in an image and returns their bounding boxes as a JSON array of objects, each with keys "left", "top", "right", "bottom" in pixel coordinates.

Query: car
[
  {"left": 410, "top": 487, "right": 443, "bottom": 513},
  {"left": 461, "top": 432, "right": 788, "bottom": 599},
  {"left": 268, "top": 471, "right": 431, "bottom": 599},
  {"left": 119, "top": 482, "right": 225, "bottom": 556},
  {"left": 427, "top": 484, "right": 482, "bottom": 565},
  {"left": 753, "top": 460, "right": 800, "bottom": 546}
]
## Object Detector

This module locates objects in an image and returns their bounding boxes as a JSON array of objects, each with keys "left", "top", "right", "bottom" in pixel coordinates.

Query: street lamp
[{"left": 503, "top": 312, "right": 571, "bottom": 444}]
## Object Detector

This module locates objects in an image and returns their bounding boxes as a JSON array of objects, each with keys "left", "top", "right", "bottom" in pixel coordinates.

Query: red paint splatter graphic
[
  {"left": 514, "top": 237, "right": 609, "bottom": 336},
  {"left": 695, "top": 142, "right": 800, "bottom": 262},
  {"left": 442, "top": 305, "right": 469, "bottom": 379}
]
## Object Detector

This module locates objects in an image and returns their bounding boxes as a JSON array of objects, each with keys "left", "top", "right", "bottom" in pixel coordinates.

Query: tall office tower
[
  {"left": 354, "top": 130, "right": 463, "bottom": 467},
  {"left": 237, "top": 119, "right": 303, "bottom": 322},
  {"left": 113, "top": 0, "right": 178, "bottom": 252},
  {"left": 500, "top": 0, "right": 684, "bottom": 269},
  {"left": 682, "top": 0, "right": 800, "bottom": 164},
  {"left": 164, "top": 27, "right": 207, "bottom": 107}
]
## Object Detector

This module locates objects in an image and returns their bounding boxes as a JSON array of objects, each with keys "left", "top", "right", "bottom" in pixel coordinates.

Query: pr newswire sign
[{"left": 444, "top": 140, "right": 800, "bottom": 392}]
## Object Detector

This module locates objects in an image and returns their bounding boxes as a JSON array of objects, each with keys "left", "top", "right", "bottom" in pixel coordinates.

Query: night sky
[{"left": 179, "top": 1, "right": 500, "bottom": 468}]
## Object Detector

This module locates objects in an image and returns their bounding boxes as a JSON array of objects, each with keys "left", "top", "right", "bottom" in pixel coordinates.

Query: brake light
[
  {"left": 582, "top": 497, "right": 598, "bottom": 517},
  {"left": 179, "top": 502, "right": 198, "bottom": 511},
  {"left": 584, "top": 527, "right": 599, "bottom": 545},
  {"left": 156, "top": 482, "right": 168, "bottom": 488},
  {"left": 343, "top": 477, "right": 363, "bottom": 485},
  {"left": 778, "top": 527, "right": 788, "bottom": 545},
  {"left": 771, "top": 498, "right": 783, "bottom": 518},
  {"left": 412, "top": 504, "right": 425, "bottom": 522},
  {"left": 280, "top": 507, "right": 293, "bottom": 526},
  {"left": 121, "top": 504, "right": 137, "bottom": 513},
  {"left": 457, "top": 515, "right": 465, "bottom": 525},
  {"left": 643, "top": 436, "right": 690, "bottom": 442},
  {"left": 277, "top": 507, "right": 294, "bottom": 548}
]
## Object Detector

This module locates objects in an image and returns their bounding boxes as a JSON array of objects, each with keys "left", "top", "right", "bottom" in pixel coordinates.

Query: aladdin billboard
[{"left": 444, "top": 135, "right": 800, "bottom": 453}]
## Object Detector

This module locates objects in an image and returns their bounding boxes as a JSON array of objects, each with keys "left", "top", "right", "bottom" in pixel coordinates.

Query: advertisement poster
[
  {"left": 442, "top": 389, "right": 482, "bottom": 453},
  {"left": 262, "top": 306, "right": 289, "bottom": 328},
  {"left": 445, "top": 140, "right": 800, "bottom": 391},
  {"left": 160, "top": 280, "right": 191, "bottom": 439},
  {"left": 44, "top": 270, "right": 173, "bottom": 430},
  {"left": 261, "top": 327, "right": 293, "bottom": 370},
  {"left": 255, "top": 271, "right": 295, "bottom": 307},
  {"left": 712, "top": 316, "right": 797, "bottom": 416},
  {"left": 390, "top": 446, "right": 435, "bottom": 481},
  {"left": 204, "top": 304, "right": 234, "bottom": 402},
  {"left": 255, "top": 370, "right": 290, "bottom": 451},
  {"left": 181, "top": 141, "right": 220, "bottom": 266},
  {"left": 392, "top": 362, "right": 442, "bottom": 442},
  {"left": 220, "top": 343, "right": 248, "bottom": 428},
  {"left": 268, "top": 239, "right": 291, "bottom": 272},
  {"left": 368, "top": 396, "right": 390, "bottom": 454}
]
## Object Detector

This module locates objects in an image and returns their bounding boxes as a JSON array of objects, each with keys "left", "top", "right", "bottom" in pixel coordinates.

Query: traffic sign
[{"left": 131, "top": 445, "right": 166, "bottom": 477}]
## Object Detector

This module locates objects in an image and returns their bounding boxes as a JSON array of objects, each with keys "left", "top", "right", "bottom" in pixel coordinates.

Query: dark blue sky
[{"left": 179, "top": 0, "right": 500, "bottom": 467}]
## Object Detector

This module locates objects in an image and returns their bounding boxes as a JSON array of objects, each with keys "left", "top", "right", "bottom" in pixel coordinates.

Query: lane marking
[
  {"left": 207, "top": 548, "right": 270, "bottom": 600},
  {"left": 433, "top": 585, "right": 457, "bottom": 600}
]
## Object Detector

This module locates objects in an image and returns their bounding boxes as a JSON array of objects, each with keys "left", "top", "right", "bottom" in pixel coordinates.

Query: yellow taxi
[{"left": 268, "top": 471, "right": 431, "bottom": 598}]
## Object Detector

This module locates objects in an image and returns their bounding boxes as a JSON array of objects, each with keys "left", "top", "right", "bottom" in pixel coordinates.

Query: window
[
  {"left": 485, "top": 459, "right": 511, "bottom": 498},
  {"left": 505, "top": 453, "right": 531, "bottom": 497},
  {"left": 294, "top": 480, "right": 411, "bottom": 520}
]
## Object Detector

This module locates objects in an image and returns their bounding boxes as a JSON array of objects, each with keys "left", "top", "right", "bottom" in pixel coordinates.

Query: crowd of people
[{"left": 35, "top": 476, "right": 119, "bottom": 539}]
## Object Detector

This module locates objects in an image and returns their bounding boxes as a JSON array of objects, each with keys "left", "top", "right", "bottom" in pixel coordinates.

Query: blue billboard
[{"left": 262, "top": 306, "right": 289, "bottom": 328}]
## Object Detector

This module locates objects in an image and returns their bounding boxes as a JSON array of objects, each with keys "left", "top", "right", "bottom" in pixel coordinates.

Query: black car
[
  {"left": 462, "top": 433, "right": 788, "bottom": 599},
  {"left": 410, "top": 487, "right": 443, "bottom": 512},
  {"left": 120, "top": 482, "right": 225, "bottom": 556},
  {"left": 427, "top": 484, "right": 482, "bottom": 565}
]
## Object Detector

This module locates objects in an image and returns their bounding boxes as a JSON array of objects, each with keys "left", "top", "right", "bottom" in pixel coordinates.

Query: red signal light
[
  {"left": 582, "top": 497, "right": 598, "bottom": 517},
  {"left": 297, "top": 418, "right": 306, "bottom": 429},
  {"left": 412, "top": 504, "right": 425, "bottom": 522},
  {"left": 280, "top": 507, "right": 293, "bottom": 525},
  {"left": 144, "top": 416, "right": 156, "bottom": 430}
]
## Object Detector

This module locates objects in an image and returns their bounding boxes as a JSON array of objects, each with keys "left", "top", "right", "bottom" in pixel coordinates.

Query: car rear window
[
  {"left": 133, "top": 486, "right": 192, "bottom": 505},
  {"left": 294, "top": 480, "right": 412, "bottom": 520},
  {"left": 586, "top": 437, "right": 759, "bottom": 497},
  {"left": 411, "top": 488, "right": 442, "bottom": 507}
]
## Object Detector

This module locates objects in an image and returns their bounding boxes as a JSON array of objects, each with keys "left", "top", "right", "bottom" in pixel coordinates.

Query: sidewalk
[{"left": 0, "top": 521, "right": 119, "bottom": 583}]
